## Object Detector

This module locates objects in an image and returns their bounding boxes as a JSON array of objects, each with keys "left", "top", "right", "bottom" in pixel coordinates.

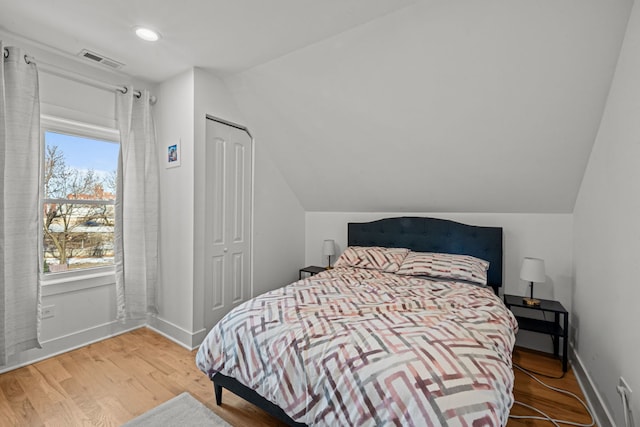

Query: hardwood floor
[
  {"left": 0, "top": 328, "right": 594, "bottom": 427},
  {"left": 510, "top": 348, "right": 595, "bottom": 427}
]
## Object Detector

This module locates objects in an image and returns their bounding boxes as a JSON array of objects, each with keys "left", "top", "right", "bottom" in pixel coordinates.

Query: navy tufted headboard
[{"left": 347, "top": 217, "right": 503, "bottom": 294}]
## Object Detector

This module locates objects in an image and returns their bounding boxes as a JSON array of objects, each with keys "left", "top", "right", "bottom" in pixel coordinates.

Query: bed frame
[
  {"left": 348, "top": 216, "right": 503, "bottom": 295},
  {"left": 210, "top": 216, "right": 503, "bottom": 426}
]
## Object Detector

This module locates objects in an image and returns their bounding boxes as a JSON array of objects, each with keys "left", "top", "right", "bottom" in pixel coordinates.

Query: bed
[{"left": 196, "top": 217, "right": 518, "bottom": 426}]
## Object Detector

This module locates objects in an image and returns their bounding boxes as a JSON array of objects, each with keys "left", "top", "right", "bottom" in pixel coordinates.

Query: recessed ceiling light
[{"left": 135, "top": 27, "right": 160, "bottom": 42}]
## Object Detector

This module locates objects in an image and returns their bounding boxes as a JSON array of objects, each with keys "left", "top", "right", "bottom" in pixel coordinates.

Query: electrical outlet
[
  {"left": 570, "top": 326, "right": 578, "bottom": 347},
  {"left": 42, "top": 305, "right": 55, "bottom": 319},
  {"left": 618, "top": 377, "right": 633, "bottom": 397}
]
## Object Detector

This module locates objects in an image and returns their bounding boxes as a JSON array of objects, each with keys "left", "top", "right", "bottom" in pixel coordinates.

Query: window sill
[{"left": 41, "top": 267, "right": 116, "bottom": 296}]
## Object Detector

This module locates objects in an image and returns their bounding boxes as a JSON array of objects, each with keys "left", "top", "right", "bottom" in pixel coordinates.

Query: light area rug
[{"left": 122, "top": 392, "right": 231, "bottom": 426}]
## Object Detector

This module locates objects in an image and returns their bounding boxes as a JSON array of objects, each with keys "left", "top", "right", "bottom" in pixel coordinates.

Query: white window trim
[
  {"left": 41, "top": 267, "right": 116, "bottom": 296},
  {"left": 41, "top": 114, "right": 120, "bottom": 143},
  {"left": 40, "top": 115, "right": 120, "bottom": 293}
]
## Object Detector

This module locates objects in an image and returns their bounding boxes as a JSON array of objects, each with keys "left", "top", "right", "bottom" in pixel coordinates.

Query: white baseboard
[
  {"left": 191, "top": 327, "right": 208, "bottom": 349},
  {"left": 146, "top": 316, "right": 207, "bottom": 350},
  {"left": 1, "top": 315, "right": 209, "bottom": 375},
  {"left": 0, "top": 319, "right": 145, "bottom": 374},
  {"left": 570, "top": 344, "right": 616, "bottom": 427}
]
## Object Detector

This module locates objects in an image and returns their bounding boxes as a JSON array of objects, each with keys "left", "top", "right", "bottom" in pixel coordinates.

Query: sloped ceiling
[
  {"left": 0, "top": 0, "right": 634, "bottom": 213},
  {"left": 226, "top": 1, "right": 633, "bottom": 213}
]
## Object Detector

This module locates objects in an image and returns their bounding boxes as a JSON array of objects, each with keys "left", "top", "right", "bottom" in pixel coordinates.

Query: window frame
[{"left": 39, "top": 115, "right": 120, "bottom": 289}]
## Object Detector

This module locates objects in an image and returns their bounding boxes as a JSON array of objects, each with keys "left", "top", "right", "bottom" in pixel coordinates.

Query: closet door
[{"left": 204, "top": 117, "right": 252, "bottom": 329}]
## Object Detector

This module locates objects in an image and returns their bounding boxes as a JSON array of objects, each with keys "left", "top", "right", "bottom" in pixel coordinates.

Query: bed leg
[{"left": 214, "top": 383, "right": 223, "bottom": 405}]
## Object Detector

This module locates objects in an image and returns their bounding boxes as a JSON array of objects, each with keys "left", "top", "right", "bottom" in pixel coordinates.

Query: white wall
[
  {"left": 152, "top": 69, "right": 196, "bottom": 343},
  {"left": 306, "top": 212, "right": 573, "bottom": 353},
  {"left": 252, "top": 140, "right": 306, "bottom": 296},
  {"left": 0, "top": 34, "right": 152, "bottom": 373},
  {"left": 194, "top": 67, "right": 306, "bottom": 340},
  {"left": 193, "top": 66, "right": 305, "bottom": 315},
  {"left": 0, "top": 51, "right": 305, "bottom": 370},
  {"left": 573, "top": 1, "right": 640, "bottom": 425},
  {"left": 152, "top": 67, "right": 306, "bottom": 348}
]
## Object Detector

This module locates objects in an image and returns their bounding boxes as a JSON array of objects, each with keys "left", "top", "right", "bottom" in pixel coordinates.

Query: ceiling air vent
[{"left": 78, "top": 49, "right": 124, "bottom": 70}]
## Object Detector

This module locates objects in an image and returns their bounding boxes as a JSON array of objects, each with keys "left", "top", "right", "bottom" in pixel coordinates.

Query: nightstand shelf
[
  {"left": 504, "top": 294, "right": 569, "bottom": 372},
  {"left": 514, "top": 316, "right": 563, "bottom": 337}
]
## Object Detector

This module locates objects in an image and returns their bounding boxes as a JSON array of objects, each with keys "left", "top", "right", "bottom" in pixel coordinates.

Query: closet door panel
[{"left": 204, "top": 118, "right": 252, "bottom": 329}]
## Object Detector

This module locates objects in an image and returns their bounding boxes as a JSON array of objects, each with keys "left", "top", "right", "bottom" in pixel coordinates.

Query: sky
[{"left": 45, "top": 131, "right": 119, "bottom": 174}]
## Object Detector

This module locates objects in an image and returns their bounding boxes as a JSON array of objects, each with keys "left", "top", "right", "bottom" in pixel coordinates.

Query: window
[{"left": 41, "top": 116, "right": 119, "bottom": 275}]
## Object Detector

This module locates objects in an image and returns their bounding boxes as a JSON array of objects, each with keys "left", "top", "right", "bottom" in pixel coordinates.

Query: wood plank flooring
[
  {"left": 0, "top": 328, "right": 595, "bottom": 426},
  {"left": 510, "top": 347, "right": 595, "bottom": 426}
]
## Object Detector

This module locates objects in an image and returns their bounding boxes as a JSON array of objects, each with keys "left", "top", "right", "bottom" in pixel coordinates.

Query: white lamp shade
[
  {"left": 323, "top": 239, "right": 336, "bottom": 256},
  {"left": 520, "top": 257, "right": 546, "bottom": 283}
]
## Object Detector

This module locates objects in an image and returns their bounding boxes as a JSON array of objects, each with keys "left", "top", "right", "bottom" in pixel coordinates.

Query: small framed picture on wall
[{"left": 167, "top": 141, "right": 181, "bottom": 168}]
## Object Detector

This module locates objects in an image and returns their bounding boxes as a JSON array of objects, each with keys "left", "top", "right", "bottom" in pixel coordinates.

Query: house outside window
[{"left": 41, "top": 116, "right": 119, "bottom": 275}]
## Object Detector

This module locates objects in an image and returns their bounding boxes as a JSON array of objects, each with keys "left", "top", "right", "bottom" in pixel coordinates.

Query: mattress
[{"left": 196, "top": 267, "right": 518, "bottom": 426}]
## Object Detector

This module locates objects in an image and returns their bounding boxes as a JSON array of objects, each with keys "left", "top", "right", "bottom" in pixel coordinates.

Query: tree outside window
[{"left": 42, "top": 129, "right": 119, "bottom": 273}]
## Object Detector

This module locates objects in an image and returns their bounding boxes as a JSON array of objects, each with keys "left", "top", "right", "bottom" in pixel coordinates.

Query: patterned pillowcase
[
  {"left": 396, "top": 252, "right": 490, "bottom": 285},
  {"left": 334, "top": 246, "right": 410, "bottom": 273}
]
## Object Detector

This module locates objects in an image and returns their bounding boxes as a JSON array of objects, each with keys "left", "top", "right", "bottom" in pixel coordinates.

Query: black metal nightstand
[
  {"left": 504, "top": 294, "right": 569, "bottom": 372},
  {"left": 299, "top": 266, "right": 326, "bottom": 280}
]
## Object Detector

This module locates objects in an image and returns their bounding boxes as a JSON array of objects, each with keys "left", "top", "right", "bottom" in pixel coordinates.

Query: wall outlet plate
[
  {"left": 42, "top": 305, "right": 55, "bottom": 319},
  {"left": 570, "top": 325, "right": 578, "bottom": 347}
]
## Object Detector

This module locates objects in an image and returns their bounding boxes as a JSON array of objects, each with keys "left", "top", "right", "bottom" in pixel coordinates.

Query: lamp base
[{"left": 522, "top": 297, "right": 541, "bottom": 307}]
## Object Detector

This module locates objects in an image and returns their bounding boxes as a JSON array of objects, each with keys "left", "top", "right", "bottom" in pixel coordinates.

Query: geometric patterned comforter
[{"left": 196, "top": 267, "right": 518, "bottom": 426}]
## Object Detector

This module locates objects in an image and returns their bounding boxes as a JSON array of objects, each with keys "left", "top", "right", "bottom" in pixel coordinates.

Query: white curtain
[
  {"left": 115, "top": 87, "right": 159, "bottom": 320},
  {"left": 0, "top": 43, "right": 41, "bottom": 364}
]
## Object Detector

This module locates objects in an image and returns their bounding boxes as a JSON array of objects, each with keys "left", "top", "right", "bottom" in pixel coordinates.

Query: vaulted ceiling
[
  {"left": 224, "top": 1, "right": 634, "bottom": 213},
  {"left": 0, "top": 0, "right": 634, "bottom": 213}
]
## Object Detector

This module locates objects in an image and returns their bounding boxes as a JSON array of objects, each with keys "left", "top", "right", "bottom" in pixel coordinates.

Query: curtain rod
[{"left": 3, "top": 47, "right": 156, "bottom": 104}]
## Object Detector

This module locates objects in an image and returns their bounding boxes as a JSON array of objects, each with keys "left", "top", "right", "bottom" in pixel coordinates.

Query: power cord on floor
[
  {"left": 515, "top": 364, "right": 565, "bottom": 380},
  {"left": 517, "top": 311, "right": 566, "bottom": 380},
  {"left": 509, "top": 364, "right": 595, "bottom": 427},
  {"left": 617, "top": 383, "right": 635, "bottom": 427}
]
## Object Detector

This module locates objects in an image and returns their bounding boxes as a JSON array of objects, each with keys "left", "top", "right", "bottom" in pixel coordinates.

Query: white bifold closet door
[{"left": 204, "top": 117, "right": 252, "bottom": 329}]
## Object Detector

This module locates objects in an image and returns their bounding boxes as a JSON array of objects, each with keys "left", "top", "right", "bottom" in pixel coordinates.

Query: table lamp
[
  {"left": 323, "top": 239, "right": 335, "bottom": 269},
  {"left": 520, "top": 257, "right": 545, "bottom": 306}
]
